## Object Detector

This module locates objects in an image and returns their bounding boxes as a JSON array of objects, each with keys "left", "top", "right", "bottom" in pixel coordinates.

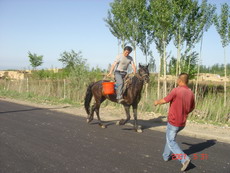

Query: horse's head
[{"left": 138, "top": 64, "right": 150, "bottom": 83}]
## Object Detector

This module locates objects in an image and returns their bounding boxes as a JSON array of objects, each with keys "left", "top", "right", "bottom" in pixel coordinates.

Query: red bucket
[{"left": 102, "top": 82, "right": 115, "bottom": 95}]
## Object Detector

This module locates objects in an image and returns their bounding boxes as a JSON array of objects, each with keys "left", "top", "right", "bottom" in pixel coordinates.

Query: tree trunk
[
  {"left": 175, "top": 33, "right": 181, "bottom": 87},
  {"left": 157, "top": 56, "right": 161, "bottom": 99},
  {"left": 118, "top": 39, "right": 120, "bottom": 54},
  {"left": 187, "top": 54, "right": 191, "bottom": 74},
  {"left": 224, "top": 46, "right": 227, "bottom": 107},
  {"left": 122, "top": 36, "right": 125, "bottom": 50},
  {"left": 145, "top": 32, "right": 148, "bottom": 64},
  {"left": 195, "top": 34, "right": 203, "bottom": 101},
  {"left": 133, "top": 43, "right": 137, "bottom": 67},
  {"left": 163, "top": 38, "right": 167, "bottom": 98}
]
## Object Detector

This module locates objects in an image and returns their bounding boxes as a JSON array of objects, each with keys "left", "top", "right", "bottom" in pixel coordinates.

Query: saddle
[{"left": 122, "top": 73, "right": 135, "bottom": 94}]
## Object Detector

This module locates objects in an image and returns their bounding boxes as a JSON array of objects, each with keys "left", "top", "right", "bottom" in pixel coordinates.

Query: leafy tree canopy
[{"left": 28, "top": 51, "right": 43, "bottom": 69}]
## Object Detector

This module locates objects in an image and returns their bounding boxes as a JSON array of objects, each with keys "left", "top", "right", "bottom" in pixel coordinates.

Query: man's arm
[
  {"left": 131, "top": 62, "right": 136, "bottom": 74},
  {"left": 154, "top": 88, "right": 176, "bottom": 106},
  {"left": 154, "top": 98, "right": 167, "bottom": 106},
  {"left": 189, "top": 96, "right": 195, "bottom": 113},
  {"left": 107, "top": 61, "right": 117, "bottom": 77}
]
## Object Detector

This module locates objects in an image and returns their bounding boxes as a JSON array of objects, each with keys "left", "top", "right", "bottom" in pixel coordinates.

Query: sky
[{"left": 0, "top": 0, "right": 229, "bottom": 71}]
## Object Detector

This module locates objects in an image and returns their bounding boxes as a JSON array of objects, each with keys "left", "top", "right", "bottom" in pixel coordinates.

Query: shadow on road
[
  {"left": 182, "top": 139, "right": 216, "bottom": 171},
  {"left": 182, "top": 139, "right": 217, "bottom": 155},
  {"left": 128, "top": 116, "right": 167, "bottom": 130},
  {"left": 89, "top": 116, "right": 167, "bottom": 131},
  {"left": 0, "top": 106, "right": 71, "bottom": 114},
  {"left": 90, "top": 121, "right": 117, "bottom": 127}
]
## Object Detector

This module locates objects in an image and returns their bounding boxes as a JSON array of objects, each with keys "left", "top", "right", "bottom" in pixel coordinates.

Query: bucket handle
[{"left": 103, "top": 74, "right": 114, "bottom": 81}]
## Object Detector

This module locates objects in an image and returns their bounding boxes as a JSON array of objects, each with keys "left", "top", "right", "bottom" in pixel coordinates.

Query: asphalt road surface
[{"left": 0, "top": 100, "right": 230, "bottom": 173}]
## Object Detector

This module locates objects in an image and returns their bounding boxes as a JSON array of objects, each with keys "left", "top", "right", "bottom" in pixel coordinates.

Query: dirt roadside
[{"left": 1, "top": 97, "right": 229, "bottom": 144}]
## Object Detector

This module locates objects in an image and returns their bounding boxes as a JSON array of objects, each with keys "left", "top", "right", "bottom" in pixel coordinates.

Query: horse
[{"left": 84, "top": 64, "right": 150, "bottom": 132}]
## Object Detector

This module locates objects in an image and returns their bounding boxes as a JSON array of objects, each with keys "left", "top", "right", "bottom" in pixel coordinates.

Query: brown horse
[{"left": 84, "top": 64, "right": 149, "bottom": 132}]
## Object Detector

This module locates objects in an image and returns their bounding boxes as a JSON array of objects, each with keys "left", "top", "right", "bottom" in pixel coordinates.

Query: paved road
[{"left": 0, "top": 100, "right": 229, "bottom": 173}]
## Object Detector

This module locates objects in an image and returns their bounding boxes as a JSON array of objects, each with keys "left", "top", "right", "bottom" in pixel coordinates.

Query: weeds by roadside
[{"left": 0, "top": 76, "right": 229, "bottom": 127}]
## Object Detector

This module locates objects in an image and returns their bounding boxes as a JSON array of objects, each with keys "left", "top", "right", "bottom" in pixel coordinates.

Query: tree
[
  {"left": 200, "top": 63, "right": 230, "bottom": 76},
  {"left": 180, "top": 51, "right": 198, "bottom": 79},
  {"left": 185, "top": 0, "right": 215, "bottom": 72},
  {"left": 125, "top": 0, "right": 149, "bottom": 65},
  {"left": 105, "top": 0, "right": 129, "bottom": 52},
  {"left": 105, "top": 0, "right": 150, "bottom": 66},
  {"left": 149, "top": 0, "right": 174, "bottom": 98},
  {"left": 213, "top": 3, "right": 230, "bottom": 107},
  {"left": 188, "top": 0, "right": 216, "bottom": 101},
  {"left": 58, "top": 50, "right": 87, "bottom": 70},
  {"left": 172, "top": 0, "right": 194, "bottom": 77},
  {"left": 58, "top": 50, "right": 90, "bottom": 83},
  {"left": 169, "top": 50, "right": 198, "bottom": 79},
  {"left": 138, "top": 0, "right": 154, "bottom": 64},
  {"left": 28, "top": 51, "right": 43, "bottom": 69},
  {"left": 148, "top": 56, "right": 156, "bottom": 73}
]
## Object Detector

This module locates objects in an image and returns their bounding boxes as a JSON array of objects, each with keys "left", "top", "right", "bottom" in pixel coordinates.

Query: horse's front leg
[
  {"left": 132, "top": 104, "right": 142, "bottom": 133},
  {"left": 117, "top": 105, "right": 131, "bottom": 125},
  {"left": 95, "top": 97, "right": 107, "bottom": 128}
]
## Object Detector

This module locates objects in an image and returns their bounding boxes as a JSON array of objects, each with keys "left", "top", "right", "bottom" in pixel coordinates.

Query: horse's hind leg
[
  {"left": 86, "top": 104, "right": 95, "bottom": 123},
  {"left": 118, "top": 105, "right": 131, "bottom": 125},
  {"left": 95, "top": 97, "right": 106, "bottom": 128}
]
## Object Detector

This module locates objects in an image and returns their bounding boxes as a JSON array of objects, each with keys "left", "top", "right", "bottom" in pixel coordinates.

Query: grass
[
  {"left": 0, "top": 78, "right": 229, "bottom": 127},
  {"left": 190, "top": 92, "right": 230, "bottom": 125},
  {"left": 0, "top": 86, "right": 81, "bottom": 107}
]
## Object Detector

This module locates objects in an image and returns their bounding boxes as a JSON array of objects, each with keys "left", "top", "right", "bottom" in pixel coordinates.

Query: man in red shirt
[{"left": 154, "top": 73, "right": 195, "bottom": 172}]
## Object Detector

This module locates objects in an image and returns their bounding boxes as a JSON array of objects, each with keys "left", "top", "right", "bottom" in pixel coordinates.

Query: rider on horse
[{"left": 107, "top": 46, "right": 137, "bottom": 103}]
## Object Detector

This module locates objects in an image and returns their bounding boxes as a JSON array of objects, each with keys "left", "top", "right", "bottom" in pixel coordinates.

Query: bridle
[{"left": 136, "top": 73, "right": 149, "bottom": 82}]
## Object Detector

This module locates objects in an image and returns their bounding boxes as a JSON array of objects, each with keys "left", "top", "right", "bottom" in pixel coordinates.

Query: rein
[{"left": 136, "top": 73, "right": 148, "bottom": 81}]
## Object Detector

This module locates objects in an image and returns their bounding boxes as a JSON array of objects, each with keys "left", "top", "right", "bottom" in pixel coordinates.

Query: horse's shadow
[
  {"left": 90, "top": 121, "right": 116, "bottom": 127},
  {"left": 121, "top": 116, "right": 167, "bottom": 130},
  {"left": 90, "top": 116, "right": 167, "bottom": 130}
]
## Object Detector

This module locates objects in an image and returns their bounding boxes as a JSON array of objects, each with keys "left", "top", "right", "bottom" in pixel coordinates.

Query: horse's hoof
[
  {"left": 99, "top": 124, "right": 107, "bottom": 128},
  {"left": 135, "top": 126, "right": 142, "bottom": 133},
  {"left": 136, "top": 128, "right": 143, "bottom": 133},
  {"left": 117, "top": 119, "right": 125, "bottom": 125},
  {"left": 87, "top": 118, "right": 93, "bottom": 123}
]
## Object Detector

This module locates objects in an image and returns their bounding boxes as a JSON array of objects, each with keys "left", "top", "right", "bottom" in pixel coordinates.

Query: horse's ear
[
  {"left": 139, "top": 63, "right": 142, "bottom": 68},
  {"left": 147, "top": 64, "right": 149, "bottom": 68}
]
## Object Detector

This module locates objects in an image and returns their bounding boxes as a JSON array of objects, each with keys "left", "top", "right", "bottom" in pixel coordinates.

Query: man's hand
[
  {"left": 154, "top": 100, "right": 158, "bottom": 106},
  {"left": 107, "top": 73, "right": 112, "bottom": 77},
  {"left": 154, "top": 99, "right": 166, "bottom": 106}
]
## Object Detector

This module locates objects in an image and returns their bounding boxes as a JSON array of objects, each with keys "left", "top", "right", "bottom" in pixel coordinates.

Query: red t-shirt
[{"left": 164, "top": 86, "right": 195, "bottom": 127}]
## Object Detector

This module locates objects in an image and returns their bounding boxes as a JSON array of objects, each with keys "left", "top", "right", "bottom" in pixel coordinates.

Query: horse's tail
[{"left": 84, "top": 82, "right": 94, "bottom": 115}]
